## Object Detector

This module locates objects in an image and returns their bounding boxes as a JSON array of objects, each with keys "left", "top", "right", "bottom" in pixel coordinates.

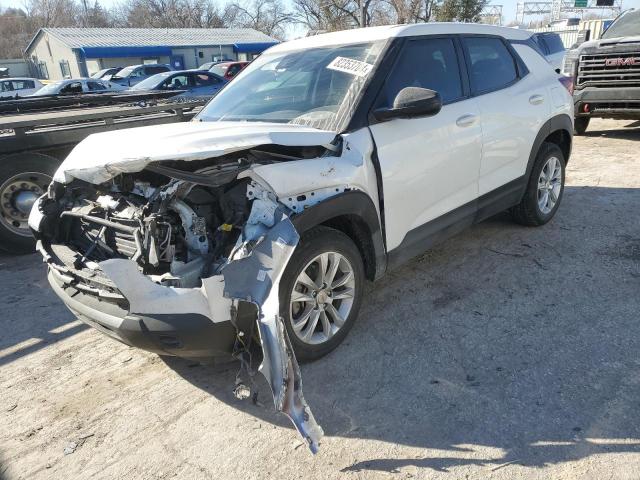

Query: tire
[
  {"left": 0, "top": 153, "right": 57, "bottom": 254},
  {"left": 574, "top": 117, "right": 590, "bottom": 135},
  {"left": 279, "top": 226, "right": 365, "bottom": 362},
  {"left": 511, "top": 142, "right": 565, "bottom": 227}
]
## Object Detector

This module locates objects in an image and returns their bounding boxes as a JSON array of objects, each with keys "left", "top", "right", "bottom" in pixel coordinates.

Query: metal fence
[{"left": 529, "top": 19, "right": 610, "bottom": 49}]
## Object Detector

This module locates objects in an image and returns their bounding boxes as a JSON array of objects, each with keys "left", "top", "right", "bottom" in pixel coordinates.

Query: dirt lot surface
[{"left": 1, "top": 118, "right": 639, "bottom": 480}]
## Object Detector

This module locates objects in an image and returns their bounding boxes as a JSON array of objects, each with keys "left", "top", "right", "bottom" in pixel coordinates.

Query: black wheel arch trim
[
  {"left": 521, "top": 113, "right": 572, "bottom": 198},
  {"left": 290, "top": 190, "right": 387, "bottom": 280}
]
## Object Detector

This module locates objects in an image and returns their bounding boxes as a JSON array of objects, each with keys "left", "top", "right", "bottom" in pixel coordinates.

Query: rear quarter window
[{"left": 463, "top": 37, "right": 518, "bottom": 94}]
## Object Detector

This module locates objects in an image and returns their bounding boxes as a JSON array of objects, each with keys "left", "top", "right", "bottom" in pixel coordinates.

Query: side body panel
[
  {"left": 369, "top": 98, "right": 482, "bottom": 251},
  {"left": 472, "top": 43, "right": 553, "bottom": 197}
]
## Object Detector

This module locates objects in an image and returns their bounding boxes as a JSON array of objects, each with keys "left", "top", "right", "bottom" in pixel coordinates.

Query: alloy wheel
[
  {"left": 289, "top": 251, "right": 356, "bottom": 345},
  {"left": 537, "top": 156, "right": 562, "bottom": 215}
]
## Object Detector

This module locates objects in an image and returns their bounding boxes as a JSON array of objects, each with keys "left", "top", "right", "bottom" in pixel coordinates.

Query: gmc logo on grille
[{"left": 605, "top": 57, "right": 636, "bottom": 66}]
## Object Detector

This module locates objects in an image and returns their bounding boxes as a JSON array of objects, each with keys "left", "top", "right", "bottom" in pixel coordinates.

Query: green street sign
[{"left": 575, "top": 0, "right": 588, "bottom": 7}]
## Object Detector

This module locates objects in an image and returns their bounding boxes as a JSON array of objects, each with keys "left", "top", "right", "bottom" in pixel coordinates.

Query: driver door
[{"left": 368, "top": 37, "right": 482, "bottom": 253}]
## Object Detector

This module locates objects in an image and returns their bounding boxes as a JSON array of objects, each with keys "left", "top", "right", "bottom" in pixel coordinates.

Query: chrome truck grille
[{"left": 577, "top": 52, "right": 640, "bottom": 88}]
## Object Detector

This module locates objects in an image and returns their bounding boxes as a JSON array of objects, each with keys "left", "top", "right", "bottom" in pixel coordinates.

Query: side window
[
  {"left": 195, "top": 73, "right": 219, "bottom": 86},
  {"left": 147, "top": 66, "right": 168, "bottom": 75},
  {"left": 1, "top": 81, "right": 12, "bottom": 92},
  {"left": 463, "top": 37, "right": 518, "bottom": 94},
  {"left": 379, "top": 37, "right": 463, "bottom": 107},
  {"left": 11, "top": 80, "right": 34, "bottom": 90},
  {"left": 60, "top": 82, "right": 82, "bottom": 94},
  {"left": 87, "top": 81, "right": 107, "bottom": 91},
  {"left": 130, "top": 68, "right": 144, "bottom": 78},
  {"left": 227, "top": 64, "right": 243, "bottom": 77},
  {"left": 163, "top": 74, "right": 189, "bottom": 89}
]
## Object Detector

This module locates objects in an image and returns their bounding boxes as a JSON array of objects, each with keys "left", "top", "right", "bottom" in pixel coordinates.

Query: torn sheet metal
[
  {"left": 97, "top": 205, "right": 323, "bottom": 452},
  {"left": 98, "top": 260, "right": 233, "bottom": 323},
  {"left": 53, "top": 121, "right": 337, "bottom": 184},
  {"left": 221, "top": 215, "right": 324, "bottom": 453}
]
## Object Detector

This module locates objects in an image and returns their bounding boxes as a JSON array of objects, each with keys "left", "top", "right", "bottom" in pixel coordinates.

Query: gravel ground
[{"left": 1, "top": 118, "right": 639, "bottom": 480}]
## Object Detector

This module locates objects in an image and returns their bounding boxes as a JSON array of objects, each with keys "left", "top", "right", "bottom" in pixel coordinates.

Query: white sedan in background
[
  {"left": 31, "top": 78, "right": 126, "bottom": 96},
  {"left": 0, "top": 78, "right": 44, "bottom": 99}
]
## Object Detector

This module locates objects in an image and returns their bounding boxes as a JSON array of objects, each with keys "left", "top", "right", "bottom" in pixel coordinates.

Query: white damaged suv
[{"left": 30, "top": 24, "right": 573, "bottom": 451}]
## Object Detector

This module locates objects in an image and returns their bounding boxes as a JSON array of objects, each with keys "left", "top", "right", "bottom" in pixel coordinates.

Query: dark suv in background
[{"left": 563, "top": 8, "right": 640, "bottom": 134}]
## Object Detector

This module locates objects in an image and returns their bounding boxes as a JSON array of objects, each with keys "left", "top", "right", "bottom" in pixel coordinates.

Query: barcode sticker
[{"left": 327, "top": 57, "right": 373, "bottom": 77}]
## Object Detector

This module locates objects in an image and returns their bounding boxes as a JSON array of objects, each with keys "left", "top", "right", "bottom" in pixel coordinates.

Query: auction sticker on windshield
[{"left": 327, "top": 57, "right": 373, "bottom": 77}]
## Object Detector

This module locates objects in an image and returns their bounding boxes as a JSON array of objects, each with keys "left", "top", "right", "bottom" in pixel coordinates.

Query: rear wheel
[
  {"left": 0, "top": 154, "right": 56, "bottom": 254},
  {"left": 574, "top": 117, "right": 590, "bottom": 135},
  {"left": 279, "top": 226, "right": 365, "bottom": 362},
  {"left": 511, "top": 142, "right": 565, "bottom": 226}
]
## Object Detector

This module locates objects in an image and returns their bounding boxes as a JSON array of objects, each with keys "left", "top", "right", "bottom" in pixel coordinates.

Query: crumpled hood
[{"left": 53, "top": 121, "right": 338, "bottom": 184}]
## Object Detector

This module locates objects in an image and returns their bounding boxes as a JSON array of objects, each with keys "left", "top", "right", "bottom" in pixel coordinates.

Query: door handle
[
  {"left": 529, "top": 94, "right": 545, "bottom": 105},
  {"left": 456, "top": 114, "right": 477, "bottom": 127}
]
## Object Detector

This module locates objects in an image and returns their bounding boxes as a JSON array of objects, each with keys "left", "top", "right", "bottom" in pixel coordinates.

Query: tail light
[{"left": 558, "top": 75, "right": 574, "bottom": 95}]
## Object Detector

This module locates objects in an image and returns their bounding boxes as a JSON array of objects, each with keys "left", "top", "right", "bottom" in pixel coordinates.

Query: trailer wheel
[{"left": 0, "top": 153, "right": 57, "bottom": 254}]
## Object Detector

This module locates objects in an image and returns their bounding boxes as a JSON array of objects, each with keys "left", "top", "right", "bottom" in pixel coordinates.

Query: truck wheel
[
  {"left": 511, "top": 142, "right": 565, "bottom": 227},
  {"left": 279, "top": 226, "right": 365, "bottom": 362},
  {"left": 0, "top": 154, "right": 57, "bottom": 254},
  {"left": 574, "top": 117, "right": 590, "bottom": 135}
]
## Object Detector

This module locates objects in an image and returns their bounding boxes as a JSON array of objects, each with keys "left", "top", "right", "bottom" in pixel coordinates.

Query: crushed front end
[{"left": 29, "top": 148, "right": 327, "bottom": 452}]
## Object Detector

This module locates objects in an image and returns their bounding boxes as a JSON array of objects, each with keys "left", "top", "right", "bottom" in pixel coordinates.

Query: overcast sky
[{"left": 2, "top": 0, "right": 639, "bottom": 35}]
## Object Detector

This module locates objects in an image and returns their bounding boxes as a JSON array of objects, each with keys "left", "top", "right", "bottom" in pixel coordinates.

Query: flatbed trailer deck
[{"left": 0, "top": 95, "right": 207, "bottom": 253}]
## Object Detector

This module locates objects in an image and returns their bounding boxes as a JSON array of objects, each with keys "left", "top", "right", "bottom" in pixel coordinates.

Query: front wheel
[
  {"left": 511, "top": 142, "right": 565, "bottom": 226},
  {"left": 279, "top": 226, "right": 365, "bottom": 362}
]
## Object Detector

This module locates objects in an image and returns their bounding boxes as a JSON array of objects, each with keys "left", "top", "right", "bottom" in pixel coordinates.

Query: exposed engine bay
[
  {"left": 32, "top": 145, "right": 336, "bottom": 453},
  {"left": 51, "top": 148, "right": 327, "bottom": 286}
]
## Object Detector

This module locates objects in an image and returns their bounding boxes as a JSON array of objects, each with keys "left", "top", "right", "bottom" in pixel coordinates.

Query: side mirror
[{"left": 374, "top": 87, "right": 442, "bottom": 122}]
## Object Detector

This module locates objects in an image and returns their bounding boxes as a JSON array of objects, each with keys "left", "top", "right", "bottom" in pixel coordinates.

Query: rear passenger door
[
  {"left": 369, "top": 37, "right": 482, "bottom": 252},
  {"left": 461, "top": 36, "right": 550, "bottom": 197}
]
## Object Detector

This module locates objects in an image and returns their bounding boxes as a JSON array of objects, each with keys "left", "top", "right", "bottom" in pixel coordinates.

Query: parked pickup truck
[
  {"left": 29, "top": 24, "right": 573, "bottom": 452},
  {"left": 563, "top": 8, "right": 640, "bottom": 134}
]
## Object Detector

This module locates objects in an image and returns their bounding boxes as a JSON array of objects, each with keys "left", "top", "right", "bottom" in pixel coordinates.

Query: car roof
[
  {"left": 269, "top": 23, "right": 534, "bottom": 53},
  {"left": 1, "top": 77, "right": 41, "bottom": 82}
]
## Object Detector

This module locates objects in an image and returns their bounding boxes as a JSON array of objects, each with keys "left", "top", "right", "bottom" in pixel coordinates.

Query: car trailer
[{"left": 0, "top": 93, "right": 208, "bottom": 254}]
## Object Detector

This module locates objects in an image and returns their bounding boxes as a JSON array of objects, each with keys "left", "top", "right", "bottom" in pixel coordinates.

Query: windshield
[
  {"left": 131, "top": 72, "right": 170, "bottom": 90},
  {"left": 210, "top": 64, "right": 229, "bottom": 76},
  {"left": 196, "top": 41, "right": 386, "bottom": 131},
  {"left": 90, "top": 69, "right": 106, "bottom": 79},
  {"left": 602, "top": 10, "right": 640, "bottom": 38},
  {"left": 112, "top": 66, "right": 136, "bottom": 78},
  {"left": 32, "top": 82, "right": 64, "bottom": 95}
]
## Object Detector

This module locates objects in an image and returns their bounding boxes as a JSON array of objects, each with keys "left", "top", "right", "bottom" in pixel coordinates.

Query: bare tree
[
  {"left": 24, "top": 0, "right": 80, "bottom": 27},
  {"left": 293, "top": 0, "right": 379, "bottom": 32},
  {"left": 227, "top": 0, "right": 294, "bottom": 38},
  {"left": 113, "top": 0, "right": 234, "bottom": 29},
  {"left": 0, "top": 7, "right": 39, "bottom": 58},
  {"left": 381, "top": 0, "right": 437, "bottom": 24},
  {"left": 79, "top": 0, "right": 111, "bottom": 27}
]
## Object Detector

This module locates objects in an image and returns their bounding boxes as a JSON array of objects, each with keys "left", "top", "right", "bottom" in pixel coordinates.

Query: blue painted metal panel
[
  {"left": 82, "top": 46, "right": 173, "bottom": 58},
  {"left": 233, "top": 42, "right": 278, "bottom": 53}
]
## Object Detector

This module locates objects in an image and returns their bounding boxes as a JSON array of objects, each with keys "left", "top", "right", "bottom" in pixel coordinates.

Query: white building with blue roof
[{"left": 24, "top": 27, "right": 279, "bottom": 80}]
